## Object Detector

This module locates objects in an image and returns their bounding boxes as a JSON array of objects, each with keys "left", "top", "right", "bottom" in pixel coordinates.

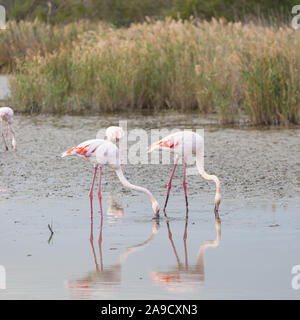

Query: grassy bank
[{"left": 5, "top": 19, "right": 300, "bottom": 125}]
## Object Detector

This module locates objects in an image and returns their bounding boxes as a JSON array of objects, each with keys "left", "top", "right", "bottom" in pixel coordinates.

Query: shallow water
[{"left": 0, "top": 115, "right": 300, "bottom": 299}]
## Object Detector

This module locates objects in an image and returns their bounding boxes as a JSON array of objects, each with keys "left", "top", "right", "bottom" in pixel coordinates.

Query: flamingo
[
  {"left": 148, "top": 131, "right": 221, "bottom": 219},
  {"left": 0, "top": 107, "right": 16, "bottom": 151},
  {"left": 62, "top": 139, "right": 160, "bottom": 219}
]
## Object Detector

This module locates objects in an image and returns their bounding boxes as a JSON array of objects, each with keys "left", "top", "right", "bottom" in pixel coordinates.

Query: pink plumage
[{"left": 0, "top": 107, "right": 16, "bottom": 151}]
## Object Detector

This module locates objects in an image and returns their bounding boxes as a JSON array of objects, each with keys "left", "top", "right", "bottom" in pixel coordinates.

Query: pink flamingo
[
  {"left": 62, "top": 139, "right": 160, "bottom": 219},
  {"left": 0, "top": 107, "right": 16, "bottom": 151},
  {"left": 148, "top": 131, "right": 221, "bottom": 219}
]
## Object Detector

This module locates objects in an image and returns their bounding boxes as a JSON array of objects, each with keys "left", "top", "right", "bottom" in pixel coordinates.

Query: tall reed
[{"left": 8, "top": 18, "right": 300, "bottom": 124}]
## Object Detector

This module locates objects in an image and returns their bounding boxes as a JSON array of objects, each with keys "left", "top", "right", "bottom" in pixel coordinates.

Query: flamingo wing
[
  {"left": 61, "top": 139, "right": 105, "bottom": 158},
  {"left": 148, "top": 134, "right": 180, "bottom": 153}
]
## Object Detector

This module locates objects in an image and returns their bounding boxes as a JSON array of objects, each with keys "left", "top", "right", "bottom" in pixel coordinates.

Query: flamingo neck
[
  {"left": 114, "top": 167, "right": 156, "bottom": 204},
  {"left": 196, "top": 154, "right": 221, "bottom": 197}
]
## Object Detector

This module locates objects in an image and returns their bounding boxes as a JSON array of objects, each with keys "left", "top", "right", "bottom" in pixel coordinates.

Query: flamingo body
[
  {"left": 61, "top": 139, "right": 105, "bottom": 165},
  {"left": 0, "top": 106, "right": 16, "bottom": 150},
  {"left": 148, "top": 131, "right": 203, "bottom": 157}
]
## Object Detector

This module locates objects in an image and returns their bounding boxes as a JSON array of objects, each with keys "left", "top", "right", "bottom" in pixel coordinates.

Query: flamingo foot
[{"left": 163, "top": 208, "right": 168, "bottom": 218}]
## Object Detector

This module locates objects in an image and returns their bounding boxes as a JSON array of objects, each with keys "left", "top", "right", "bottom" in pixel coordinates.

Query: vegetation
[
  {"left": 1, "top": 0, "right": 297, "bottom": 27},
  {"left": 0, "top": 20, "right": 96, "bottom": 72},
  {"left": 6, "top": 19, "right": 300, "bottom": 125}
]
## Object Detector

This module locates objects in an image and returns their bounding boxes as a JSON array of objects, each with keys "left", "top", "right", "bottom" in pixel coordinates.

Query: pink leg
[
  {"left": 97, "top": 166, "right": 103, "bottom": 216},
  {"left": 163, "top": 157, "right": 179, "bottom": 216},
  {"left": 1, "top": 120, "right": 8, "bottom": 151},
  {"left": 183, "top": 159, "right": 189, "bottom": 218},
  {"left": 89, "top": 165, "right": 98, "bottom": 218}
]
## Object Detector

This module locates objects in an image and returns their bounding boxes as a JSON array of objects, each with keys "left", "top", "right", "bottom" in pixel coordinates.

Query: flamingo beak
[
  {"left": 214, "top": 203, "right": 220, "bottom": 220},
  {"left": 152, "top": 210, "right": 160, "bottom": 220}
]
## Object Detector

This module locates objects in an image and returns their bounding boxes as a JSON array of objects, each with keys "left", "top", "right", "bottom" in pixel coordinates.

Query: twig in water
[{"left": 47, "top": 220, "right": 54, "bottom": 244}]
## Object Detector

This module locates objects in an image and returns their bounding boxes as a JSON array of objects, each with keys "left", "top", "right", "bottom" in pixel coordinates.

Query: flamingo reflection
[
  {"left": 67, "top": 214, "right": 159, "bottom": 299},
  {"left": 151, "top": 218, "right": 221, "bottom": 292},
  {"left": 106, "top": 192, "right": 124, "bottom": 223}
]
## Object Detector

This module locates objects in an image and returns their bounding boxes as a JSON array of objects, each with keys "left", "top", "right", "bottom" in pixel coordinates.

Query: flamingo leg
[
  {"left": 163, "top": 156, "right": 179, "bottom": 216},
  {"left": 8, "top": 123, "right": 16, "bottom": 150},
  {"left": 89, "top": 165, "right": 98, "bottom": 218},
  {"left": 97, "top": 166, "right": 103, "bottom": 216},
  {"left": 183, "top": 159, "right": 189, "bottom": 218},
  {"left": 1, "top": 120, "right": 8, "bottom": 151}
]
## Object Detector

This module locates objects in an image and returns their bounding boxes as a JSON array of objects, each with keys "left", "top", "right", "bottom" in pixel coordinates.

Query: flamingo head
[
  {"left": 106, "top": 126, "right": 124, "bottom": 143},
  {"left": 152, "top": 200, "right": 160, "bottom": 219},
  {"left": 214, "top": 193, "right": 221, "bottom": 212}
]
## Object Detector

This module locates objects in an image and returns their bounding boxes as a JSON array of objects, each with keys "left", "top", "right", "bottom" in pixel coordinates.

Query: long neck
[
  {"left": 114, "top": 167, "right": 156, "bottom": 204},
  {"left": 196, "top": 154, "right": 221, "bottom": 196}
]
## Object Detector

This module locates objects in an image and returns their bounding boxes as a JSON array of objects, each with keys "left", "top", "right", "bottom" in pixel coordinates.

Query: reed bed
[
  {"left": 7, "top": 18, "right": 300, "bottom": 125},
  {"left": 0, "top": 20, "right": 97, "bottom": 72}
]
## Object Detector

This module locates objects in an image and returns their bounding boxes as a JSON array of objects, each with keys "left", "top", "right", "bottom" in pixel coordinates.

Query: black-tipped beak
[
  {"left": 214, "top": 206, "right": 220, "bottom": 220},
  {"left": 152, "top": 210, "right": 160, "bottom": 220}
]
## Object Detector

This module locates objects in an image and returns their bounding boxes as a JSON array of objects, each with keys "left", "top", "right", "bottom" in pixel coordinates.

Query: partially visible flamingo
[
  {"left": 0, "top": 107, "right": 16, "bottom": 151},
  {"left": 148, "top": 131, "right": 221, "bottom": 219},
  {"left": 62, "top": 139, "right": 160, "bottom": 219}
]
